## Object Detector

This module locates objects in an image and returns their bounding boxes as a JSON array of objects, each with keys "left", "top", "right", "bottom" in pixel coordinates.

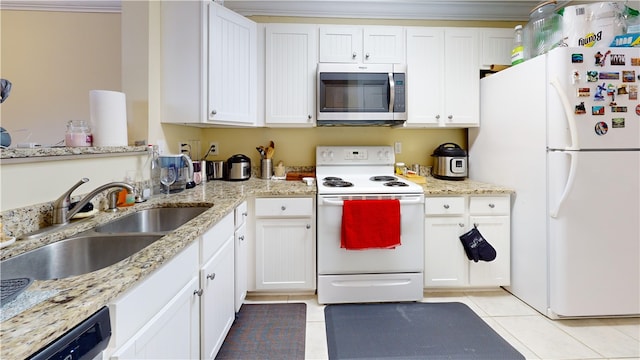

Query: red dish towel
[{"left": 341, "top": 199, "right": 401, "bottom": 250}]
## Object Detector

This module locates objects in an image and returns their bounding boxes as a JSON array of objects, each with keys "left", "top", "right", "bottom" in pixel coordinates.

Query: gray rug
[
  {"left": 325, "top": 302, "right": 525, "bottom": 360},
  {"left": 216, "top": 303, "right": 306, "bottom": 359}
]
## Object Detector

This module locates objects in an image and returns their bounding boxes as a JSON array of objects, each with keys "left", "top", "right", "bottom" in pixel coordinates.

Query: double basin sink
[{"left": 0, "top": 207, "right": 210, "bottom": 281}]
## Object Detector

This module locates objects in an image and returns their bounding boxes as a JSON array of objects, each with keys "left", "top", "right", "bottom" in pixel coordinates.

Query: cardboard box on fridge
[
  {"left": 562, "top": 2, "right": 626, "bottom": 48},
  {"left": 610, "top": 33, "right": 640, "bottom": 47}
]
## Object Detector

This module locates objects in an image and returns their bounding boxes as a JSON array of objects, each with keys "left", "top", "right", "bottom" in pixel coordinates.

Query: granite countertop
[{"left": 0, "top": 176, "right": 510, "bottom": 359}]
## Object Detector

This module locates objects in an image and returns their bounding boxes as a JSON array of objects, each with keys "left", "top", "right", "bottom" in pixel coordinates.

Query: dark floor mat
[
  {"left": 216, "top": 303, "right": 306, "bottom": 359},
  {"left": 325, "top": 302, "right": 525, "bottom": 360}
]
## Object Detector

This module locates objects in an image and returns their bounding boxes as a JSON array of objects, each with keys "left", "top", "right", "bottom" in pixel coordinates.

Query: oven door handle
[{"left": 321, "top": 196, "right": 424, "bottom": 206}]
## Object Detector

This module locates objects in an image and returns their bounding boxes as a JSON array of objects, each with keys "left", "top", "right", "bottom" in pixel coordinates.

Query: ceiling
[{"left": 1, "top": 0, "right": 579, "bottom": 20}]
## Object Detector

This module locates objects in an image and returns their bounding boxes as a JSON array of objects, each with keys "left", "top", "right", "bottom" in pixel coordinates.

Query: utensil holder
[{"left": 260, "top": 159, "right": 272, "bottom": 179}]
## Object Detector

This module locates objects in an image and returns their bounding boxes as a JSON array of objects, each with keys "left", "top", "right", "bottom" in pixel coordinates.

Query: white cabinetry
[
  {"left": 424, "top": 195, "right": 510, "bottom": 288},
  {"left": 234, "top": 201, "right": 248, "bottom": 311},
  {"left": 200, "top": 212, "right": 235, "bottom": 359},
  {"left": 161, "top": 1, "right": 257, "bottom": 126},
  {"left": 405, "top": 27, "right": 479, "bottom": 127},
  {"left": 479, "top": 28, "right": 514, "bottom": 69},
  {"left": 108, "top": 242, "right": 200, "bottom": 359},
  {"left": 319, "top": 26, "right": 405, "bottom": 64},
  {"left": 255, "top": 197, "right": 316, "bottom": 291},
  {"left": 264, "top": 24, "right": 318, "bottom": 127}
]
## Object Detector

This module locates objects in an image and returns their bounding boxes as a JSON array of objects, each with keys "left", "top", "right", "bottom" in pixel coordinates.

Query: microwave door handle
[{"left": 388, "top": 72, "right": 395, "bottom": 113}]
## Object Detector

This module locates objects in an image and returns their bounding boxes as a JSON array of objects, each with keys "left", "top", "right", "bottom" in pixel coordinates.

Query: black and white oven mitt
[{"left": 459, "top": 225, "right": 496, "bottom": 262}]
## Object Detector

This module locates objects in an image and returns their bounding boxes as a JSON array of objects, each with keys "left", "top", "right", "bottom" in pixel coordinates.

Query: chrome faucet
[{"left": 52, "top": 178, "right": 136, "bottom": 225}]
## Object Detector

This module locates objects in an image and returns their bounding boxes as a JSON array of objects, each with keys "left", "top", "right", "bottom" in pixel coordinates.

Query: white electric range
[{"left": 315, "top": 146, "right": 425, "bottom": 304}]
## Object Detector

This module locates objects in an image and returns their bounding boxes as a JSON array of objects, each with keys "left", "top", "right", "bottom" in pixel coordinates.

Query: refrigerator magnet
[
  {"left": 610, "top": 54, "right": 625, "bottom": 66},
  {"left": 587, "top": 71, "right": 598, "bottom": 82},
  {"left": 629, "top": 85, "right": 638, "bottom": 100},
  {"left": 635, "top": 104, "right": 640, "bottom": 116},
  {"left": 595, "top": 122, "right": 608, "bottom": 135},
  {"left": 575, "top": 102, "right": 586, "bottom": 114},
  {"left": 622, "top": 71, "right": 635, "bottom": 83},
  {"left": 594, "top": 83, "right": 607, "bottom": 101},
  {"left": 577, "top": 88, "right": 590, "bottom": 97},
  {"left": 592, "top": 106, "right": 605, "bottom": 115},
  {"left": 594, "top": 50, "right": 611, "bottom": 66},
  {"left": 611, "top": 106, "right": 627, "bottom": 113},
  {"left": 571, "top": 53, "right": 583, "bottom": 63},
  {"left": 611, "top": 118, "right": 625, "bottom": 129},
  {"left": 599, "top": 72, "right": 620, "bottom": 80}
]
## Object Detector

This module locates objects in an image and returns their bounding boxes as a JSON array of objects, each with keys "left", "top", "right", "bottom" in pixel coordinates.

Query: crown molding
[{"left": 0, "top": 0, "right": 121, "bottom": 13}]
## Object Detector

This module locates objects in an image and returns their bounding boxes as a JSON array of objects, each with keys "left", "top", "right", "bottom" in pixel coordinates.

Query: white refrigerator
[{"left": 469, "top": 46, "right": 639, "bottom": 318}]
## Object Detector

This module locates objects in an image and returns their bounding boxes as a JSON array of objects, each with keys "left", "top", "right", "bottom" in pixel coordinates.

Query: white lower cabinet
[
  {"left": 254, "top": 197, "right": 316, "bottom": 291},
  {"left": 108, "top": 242, "right": 200, "bottom": 359},
  {"left": 108, "top": 207, "right": 242, "bottom": 360},
  {"left": 200, "top": 233, "right": 235, "bottom": 359},
  {"left": 424, "top": 195, "right": 511, "bottom": 288},
  {"left": 110, "top": 277, "right": 200, "bottom": 360}
]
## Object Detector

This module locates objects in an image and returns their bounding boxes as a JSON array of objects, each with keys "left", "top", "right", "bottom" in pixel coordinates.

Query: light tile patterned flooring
[{"left": 245, "top": 288, "right": 640, "bottom": 360}]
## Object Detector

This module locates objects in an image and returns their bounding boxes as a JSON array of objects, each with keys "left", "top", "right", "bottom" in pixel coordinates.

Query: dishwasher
[{"left": 28, "top": 306, "right": 111, "bottom": 360}]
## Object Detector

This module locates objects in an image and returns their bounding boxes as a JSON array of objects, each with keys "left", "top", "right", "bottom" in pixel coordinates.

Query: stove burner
[
  {"left": 323, "top": 177, "right": 343, "bottom": 181},
  {"left": 370, "top": 175, "right": 397, "bottom": 182},
  {"left": 323, "top": 180, "right": 354, "bottom": 187},
  {"left": 384, "top": 181, "right": 409, "bottom": 187}
]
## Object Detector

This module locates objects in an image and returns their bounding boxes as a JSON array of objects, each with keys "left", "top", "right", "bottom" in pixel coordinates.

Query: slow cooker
[
  {"left": 431, "top": 143, "right": 468, "bottom": 181},
  {"left": 226, "top": 154, "right": 251, "bottom": 181}
]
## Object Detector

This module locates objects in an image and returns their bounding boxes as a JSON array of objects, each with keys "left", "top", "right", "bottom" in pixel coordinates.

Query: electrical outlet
[
  {"left": 394, "top": 141, "right": 402, "bottom": 154},
  {"left": 209, "top": 142, "right": 219, "bottom": 156},
  {"left": 178, "top": 142, "right": 191, "bottom": 157}
]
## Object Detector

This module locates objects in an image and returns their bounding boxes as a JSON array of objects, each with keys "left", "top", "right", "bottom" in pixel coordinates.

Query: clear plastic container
[
  {"left": 64, "top": 120, "right": 92, "bottom": 147},
  {"left": 524, "top": 0, "right": 563, "bottom": 59}
]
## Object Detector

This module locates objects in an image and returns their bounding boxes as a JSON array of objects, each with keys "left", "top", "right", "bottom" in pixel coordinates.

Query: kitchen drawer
[
  {"left": 255, "top": 197, "right": 313, "bottom": 217},
  {"left": 425, "top": 196, "right": 465, "bottom": 215},
  {"left": 201, "top": 211, "right": 234, "bottom": 263},
  {"left": 469, "top": 196, "right": 510, "bottom": 215}
]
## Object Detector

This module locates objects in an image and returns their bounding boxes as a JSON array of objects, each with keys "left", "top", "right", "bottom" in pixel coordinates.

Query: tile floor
[{"left": 245, "top": 288, "right": 640, "bottom": 360}]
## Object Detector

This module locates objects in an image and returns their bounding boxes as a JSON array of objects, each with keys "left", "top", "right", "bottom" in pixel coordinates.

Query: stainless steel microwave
[{"left": 317, "top": 63, "right": 406, "bottom": 126}]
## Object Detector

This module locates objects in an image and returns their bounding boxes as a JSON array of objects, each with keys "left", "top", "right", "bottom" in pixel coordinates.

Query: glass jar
[
  {"left": 65, "top": 120, "right": 92, "bottom": 147},
  {"left": 524, "top": 0, "right": 563, "bottom": 59}
]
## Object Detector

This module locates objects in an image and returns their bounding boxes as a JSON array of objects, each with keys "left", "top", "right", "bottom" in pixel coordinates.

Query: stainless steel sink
[
  {"left": 95, "top": 207, "right": 209, "bottom": 234},
  {"left": 0, "top": 234, "right": 163, "bottom": 280}
]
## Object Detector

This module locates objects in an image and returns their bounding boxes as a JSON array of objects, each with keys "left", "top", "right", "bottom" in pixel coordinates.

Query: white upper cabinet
[
  {"left": 405, "top": 27, "right": 479, "bottom": 128},
  {"left": 319, "top": 26, "right": 405, "bottom": 63},
  {"left": 264, "top": 24, "right": 318, "bottom": 127},
  {"left": 479, "top": 28, "right": 514, "bottom": 69},
  {"left": 161, "top": 1, "right": 258, "bottom": 126}
]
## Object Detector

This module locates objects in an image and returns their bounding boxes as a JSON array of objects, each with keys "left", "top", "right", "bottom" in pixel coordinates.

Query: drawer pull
[
  {"left": 489, "top": 203, "right": 495, "bottom": 208},
  {"left": 281, "top": 206, "right": 286, "bottom": 211},
  {"left": 306, "top": 224, "right": 311, "bottom": 229},
  {"left": 206, "top": 273, "right": 216, "bottom": 281},
  {"left": 443, "top": 204, "right": 450, "bottom": 209},
  {"left": 239, "top": 235, "right": 245, "bottom": 241},
  {"left": 242, "top": 212, "right": 248, "bottom": 217},
  {"left": 458, "top": 223, "right": 465, "bottom": 227},
  {"left": 193, "top": 289, "right": 203, "bottom": 296}
]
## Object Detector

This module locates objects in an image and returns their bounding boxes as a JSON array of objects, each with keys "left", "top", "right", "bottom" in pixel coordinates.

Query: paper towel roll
[{"left": 89, "top": 90, "right": 128, "bottom": 146}]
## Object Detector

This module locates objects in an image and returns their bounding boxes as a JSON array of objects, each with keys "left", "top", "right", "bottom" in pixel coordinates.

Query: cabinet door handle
[
  {"left": 448, "top": 115, "right": 453, "bottom": 120},
  {"left": 207, "top": 273, "right": 216, "bottom": 281},
  {"left": 307, "top": 114, "right": 312, "bottom": 120},
  {"left": 306, "top": 224, "right": 311, "bottom": 229},
  {"left": 281, "top": 206, "right": 286, "bottom": 211},
  {"left": 365, "top": 52, "right": 370, "bottom": 59},
  {"left": 239, "top": 235, "right": 245, "bottom": 241},
  {"left": 352, "top": 52, "right": 357, "bottom": 59},
  {"left": 193, "top": 289, "right": 203, "bottom": 296},
  {"left": 211, "top": 110, "right": 217, "bottom": 116},
  {"left": 488, "top": 203, "right": 495, "bottom": 208},
  {"left": 242, "top": 212, "right": 248, "bottom": 217},
  {"left": 443, "top": 204, "right": 450, "bottom": 209},
  {"left": 435, "top": 115, "right": 440, "bottom": 120}
]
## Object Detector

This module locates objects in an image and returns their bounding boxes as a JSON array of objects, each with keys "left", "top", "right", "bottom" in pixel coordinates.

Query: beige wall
[{"left": 0, "top": 10, "right": 122, "bottom": 146}]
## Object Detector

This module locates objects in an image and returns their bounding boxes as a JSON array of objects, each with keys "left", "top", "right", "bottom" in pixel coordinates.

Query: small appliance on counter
[
  {"left": 431, "top": 143, "right": 468, "bottom": 180},
  {"left": 226, "top": 154, "right": 251, "bottom": 181},
  {"left": 159, "top": 153, "right": 194, "bottom": 192}
]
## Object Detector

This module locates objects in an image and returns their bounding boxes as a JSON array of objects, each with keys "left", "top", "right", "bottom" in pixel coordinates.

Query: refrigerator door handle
[
  {"left": 550, "top": 78, "right": 579, "bottom": 150},
  {"left": 550, "top": 151, "right": 578, "bottom": 218}
]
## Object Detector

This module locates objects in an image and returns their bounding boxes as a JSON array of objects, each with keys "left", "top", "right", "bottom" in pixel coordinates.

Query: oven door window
[{"left": 319, "top": 72, "right": 390, "bottom": 113}]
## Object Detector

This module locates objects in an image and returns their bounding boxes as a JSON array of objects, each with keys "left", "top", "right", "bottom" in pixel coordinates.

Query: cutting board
[
  {"left": 398, "top": 174, "right": 427, "bottom": 184},
  {"left": 286, "top": 172, "right": 316, "bottom": 181}
]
